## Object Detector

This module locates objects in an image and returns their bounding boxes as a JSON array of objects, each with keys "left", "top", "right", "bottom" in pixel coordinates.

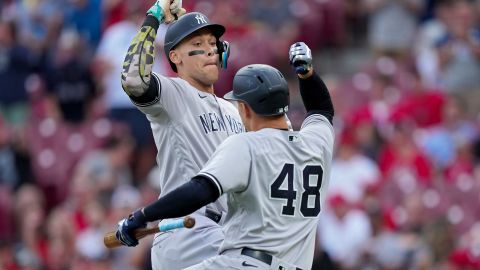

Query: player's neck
[
  {"left": 192, "top": 81, "right": 214, "bottom": 94},
  {"left": 181, "top": 75, "right": 215, "bottom": 94},
  {"left": 249, "top": 117, "right": 289, "bottom": 131}
]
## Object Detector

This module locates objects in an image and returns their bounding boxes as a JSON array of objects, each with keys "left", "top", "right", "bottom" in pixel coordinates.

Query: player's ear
[
  {"left": 169, "top": 50, "right": 181, "bottom": 65},
  {"left": 238, "top": 102, "right": 248, "bottom": 117},
  {"left": 243, "top": 103, "right": 252, "bottom": 119}
]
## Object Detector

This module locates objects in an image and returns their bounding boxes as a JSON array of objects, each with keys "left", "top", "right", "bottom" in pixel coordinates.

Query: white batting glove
[
  {"left": 147, "top": 0, "right": 186, "bottom": 24},
  {"left": 289, "top": 42, "right": 313, "bottom": 75},
  {"left": 169, "top": 0, "right": 182, "bottom": 16}
]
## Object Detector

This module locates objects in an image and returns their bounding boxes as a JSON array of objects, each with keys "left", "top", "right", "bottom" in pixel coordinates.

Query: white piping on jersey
[{"left": 197, "top": 172, "right": 224, "bottom": 195}]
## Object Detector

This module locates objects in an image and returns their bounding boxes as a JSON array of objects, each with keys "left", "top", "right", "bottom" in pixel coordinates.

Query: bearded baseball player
[
  {"left": 119, "top": 0, "right": 244, "bottom": 269},
  {"left": 116, "top": 42, "right": 334, "bottom": 270}
]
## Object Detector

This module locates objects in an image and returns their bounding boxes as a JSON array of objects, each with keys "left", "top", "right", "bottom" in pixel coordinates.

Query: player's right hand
[
  {"left": 115, "top": 209, "right": 147, "bottom": 247},
  {"left": 169, "top": 0, "right": 186, "bottom": 17},
  {"left": 289, "top": 42, "right": 313, "bottom": 75},
  {"left": 147, "top": 0, "right": 185, "bottom": 24}
]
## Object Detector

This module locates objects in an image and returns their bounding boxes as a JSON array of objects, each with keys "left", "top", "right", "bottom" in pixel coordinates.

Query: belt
[
  {"left": 241, "top": 248, "right": 303, "bottom": 270},
  {"left": 205, "top": 208, "right": 222, "bottom": 223}
]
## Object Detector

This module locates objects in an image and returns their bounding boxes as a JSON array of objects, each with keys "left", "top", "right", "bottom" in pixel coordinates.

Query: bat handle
[
  {"left": 134, "top": 227, "right": 160, "bottom": 238},
  {"left": 159, "top": 216, "right": 195, "bottom": 231},
  {"left": 103, "top": 216, "right": 195, "bottom": 249}
]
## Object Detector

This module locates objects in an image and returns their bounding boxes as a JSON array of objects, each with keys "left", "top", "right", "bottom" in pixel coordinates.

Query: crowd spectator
[
  {"left": 364, "top": 0, "right": 426, "bottom": 59},
  {"left": 14, "top": 0, "right": 63, "bottom": 55},
  {"left": 434, "top": 0, "right": 480, "bottom": 93},
  {"left": 45, "top": 207, "right": 76, "bottom": 270},
  {"left": 13, "top": 184, "right": 48, "bottom": 269},
  {"left": 0, "top": 115, "right": 18, "bottom": 188},
  {"left": 329, "top": 129, "right": 381, "bottom": 204},
  {"left": 419, "top": 96, "right": 478, "bottom": 172},
  {"left": 73, "top": 134, "right": 135, "bottom": 207},
  {"left": 93, "top": 2, "right": 157, "bottom": 180},
  {"left": 43, "top": 29, "right": 98, "bottom": 123},
  {"left": 415, "top": 0, "right": 451, "bottom": 88},
  {"left": 317, "top": 194, "right": 372, "bottom": 269},
  {"left": 64, "top": 0, "right": 103, "bottom": 49},
  {"left": 0, "top": 19, "right": 38, "bottom": 127}
]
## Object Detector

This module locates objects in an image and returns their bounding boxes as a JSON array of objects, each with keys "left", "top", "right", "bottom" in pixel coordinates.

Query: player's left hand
[
  {"left": 170, "top": 0, "right": 186, "bottom": 18},
  {"left": 115, "top": 209, "right": 147, "bottom": 247},
  {"left": 289, "top": 42, "right": 312, "bottom": 75}
]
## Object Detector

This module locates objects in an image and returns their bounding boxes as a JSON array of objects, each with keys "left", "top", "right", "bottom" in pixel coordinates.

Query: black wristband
[
  {"left": 143, "top": 15, "right": 160, "bottom": 31},
  {"left": 132, "top": 208, "right": 147, "bottom": 223},
  {"left": 129, "top": 74, "right": 160, "bottom": 106}
]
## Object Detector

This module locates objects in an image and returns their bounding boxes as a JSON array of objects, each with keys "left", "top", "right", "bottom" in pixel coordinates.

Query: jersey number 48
[{"left": 270, "top": 163, "right": 323, "bottom": 217}]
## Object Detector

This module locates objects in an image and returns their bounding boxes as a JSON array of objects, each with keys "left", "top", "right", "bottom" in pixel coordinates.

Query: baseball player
[
  {"left": 116, "top": 42, "right": 335, "bottom": 270},
  {"left": 119, "top": 1, "right": 244, "bottom": 269}
]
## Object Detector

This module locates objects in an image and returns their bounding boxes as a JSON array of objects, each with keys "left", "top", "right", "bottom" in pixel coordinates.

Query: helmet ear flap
[{"left": 217, "top": 40, "right": 230, "bottom": 69}]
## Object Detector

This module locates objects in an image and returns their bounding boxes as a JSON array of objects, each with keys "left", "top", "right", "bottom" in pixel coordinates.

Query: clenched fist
[
  {"left": 115, "top": 209, "right": 147, "bottom": 247},
  {"left": 289, "top": 42, "right": 312, "bottom": 75},
  {"left": 147, "top": 0, "right": 186, "bottom": 24}
]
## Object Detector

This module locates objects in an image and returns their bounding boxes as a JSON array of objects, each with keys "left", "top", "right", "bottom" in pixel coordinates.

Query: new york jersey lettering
[{"left": 199, "top": 112, "right": 244, "bottom": 134}]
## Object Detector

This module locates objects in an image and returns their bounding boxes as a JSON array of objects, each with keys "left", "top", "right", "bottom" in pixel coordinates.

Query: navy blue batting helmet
[
  {"left": 224, "top": 64, "right": 289, "bottom": 116},
  {"left": 164, "top": 12, "right": 226, "bottom": 72}
]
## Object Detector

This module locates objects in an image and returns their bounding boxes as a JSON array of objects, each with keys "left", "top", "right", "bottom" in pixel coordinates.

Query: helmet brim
[
  {"left": 178, "top": 24, "right": 225, "bottom": 49},
  {"left": 223, "top": 90, "right": 239, "bottom": 101}
]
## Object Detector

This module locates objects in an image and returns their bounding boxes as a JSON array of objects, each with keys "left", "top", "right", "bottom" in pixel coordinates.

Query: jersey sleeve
[
  {"left": 197, "top": 135, "right": 251, "bottom": 195},
  {"left": 300, "top": 114, "right": 335, "bottom": 147},
  {"left": 132, "top": 73, "right": 187, "bottom": 118}
]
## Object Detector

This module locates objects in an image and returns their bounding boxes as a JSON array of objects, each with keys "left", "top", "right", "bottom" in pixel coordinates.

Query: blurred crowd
[{"left": 1, "top": 0, "right": 480, "bottom": 269}]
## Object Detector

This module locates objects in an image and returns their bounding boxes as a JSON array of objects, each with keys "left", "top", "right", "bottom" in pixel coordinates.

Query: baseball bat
[{"left": 104, "top": 216, "right": 196, "bottom": 248}]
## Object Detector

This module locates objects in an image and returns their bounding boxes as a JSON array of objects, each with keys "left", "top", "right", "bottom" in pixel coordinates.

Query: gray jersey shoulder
[{"left": 132, "top": 73, "right": 199, "bottom": 118}]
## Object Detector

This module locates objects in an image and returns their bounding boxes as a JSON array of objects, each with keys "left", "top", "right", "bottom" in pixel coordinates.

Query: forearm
[
  {"left": 142, "top": 177, "right": 220, "bottom": 222},
  {"left": 298, "top": 70, "right": 334, "bottom": 124},
  {"left": 121, "top": 15, "right": 160, "bottom": 99}
]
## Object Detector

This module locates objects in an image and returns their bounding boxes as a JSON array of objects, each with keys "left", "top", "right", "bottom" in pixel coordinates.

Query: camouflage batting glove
[{"left": 289, "top": 42, "right": 313, "bottom": 75}]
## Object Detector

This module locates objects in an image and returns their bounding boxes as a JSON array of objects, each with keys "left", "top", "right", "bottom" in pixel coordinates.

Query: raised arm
[
  {"left": 120, "top": 0, "right": 184, "bottom": 104},
  {"left": 289, "top": 42, "right": 334, "bottom": 124}
]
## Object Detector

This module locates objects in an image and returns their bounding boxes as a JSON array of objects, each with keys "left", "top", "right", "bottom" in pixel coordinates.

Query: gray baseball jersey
[
  {"left": 136, "top": 73, "right": 244, "bottom": 200},
  {"left": 134, "top": 73, "right": 244, "bottom": 270},
  {"left": 197, "top": 114, "right": 334, "bottom": 270}
]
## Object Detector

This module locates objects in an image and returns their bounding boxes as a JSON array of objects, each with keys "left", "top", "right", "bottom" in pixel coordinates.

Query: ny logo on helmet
[
  {"left": 195, "top": 14, "right": 207, "bottom": 24},
  {"left": 277, "top": 105, "right": 288, "bottom": 114}
]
